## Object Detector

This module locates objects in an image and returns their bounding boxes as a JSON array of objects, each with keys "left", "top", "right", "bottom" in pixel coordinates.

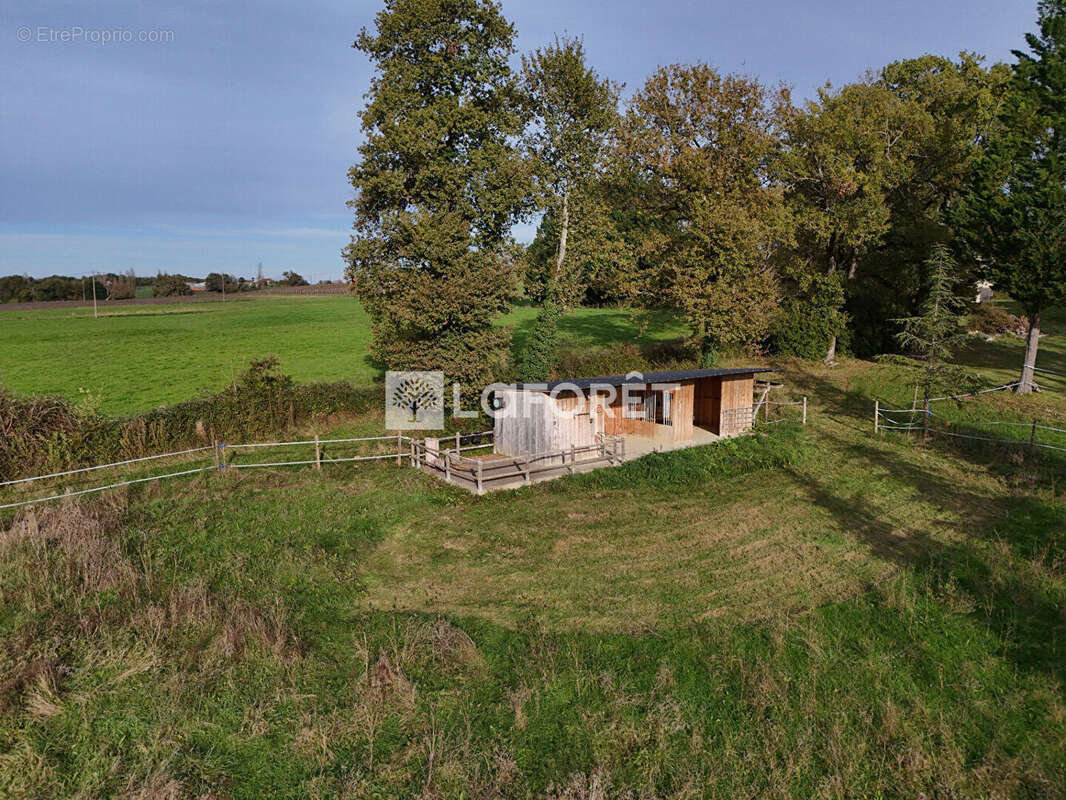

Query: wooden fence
[{"left": 410, "top": 432, "right": 623, "bottom": 494}]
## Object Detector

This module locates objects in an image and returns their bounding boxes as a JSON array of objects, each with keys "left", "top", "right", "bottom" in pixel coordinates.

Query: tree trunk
[
  {"left": 553, "top": 191, "right": 569, "bottom": 285},
  {"left": 1017, "top": 312, "right": 1041, "bottom": 394}
]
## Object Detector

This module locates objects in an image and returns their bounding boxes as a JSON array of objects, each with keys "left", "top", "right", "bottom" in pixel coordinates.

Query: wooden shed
[{"left": 493, "top": 367, "right": 773, "bottom": 461}]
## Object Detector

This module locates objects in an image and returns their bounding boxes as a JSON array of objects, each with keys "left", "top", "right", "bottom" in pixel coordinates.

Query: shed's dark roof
[{"left": 516, "top": 367, "right": 774, "bottom": 392}]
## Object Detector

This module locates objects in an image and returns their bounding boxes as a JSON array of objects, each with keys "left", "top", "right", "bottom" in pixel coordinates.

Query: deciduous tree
[
  {"left": 777, "top": 82, "right": 920, "bottom": 360},
  {"left": 616, "top": 64, "right": 787, "bottom": 363},
  {"left": 344, "top": 0, "right": 530, "bottom": 393},
  {"left": 521, "top": 36, "right": 620, "bottom": 303}
]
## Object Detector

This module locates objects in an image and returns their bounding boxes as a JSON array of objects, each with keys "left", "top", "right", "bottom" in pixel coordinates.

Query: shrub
[
  {"left": 769, "top": 274, "right": 847, "bottom": 359},
  {"left": 152, "top": 274, "right": 192, "bottom": 297},
  {"left": 967, "top": 304, "right": 1028, "bottom": 338},
  {"left": 552, "top": 341, "right": 695, "bottom": 380},
  {"left": 516, "top": 302, "right": 561, "bottom": 382},
  {"left": 0, "top": 358, "right": 379, "bottom": 481}
]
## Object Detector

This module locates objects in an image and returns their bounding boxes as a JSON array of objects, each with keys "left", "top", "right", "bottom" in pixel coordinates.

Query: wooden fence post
[
  {"left": 314, "top": 434, "right": 321, "bottom": 471},
  {"left": 445, "top": 451, "right": 451, "bottom": 483},
  {"left": 455, "top": 432, "right": 461, "bottom": 452},
  {"left": 396, "top": 432, "right": 402, "bottom": 465},
  {"left": 874, "top": 400, "right": 880, "bottom": 434},
  {"left": 802, "top": 396, "right": 807, "bottom": 427},
  {"left": 476, "top": 459, "right": 484, "bottom": 494},
  {"left": 409, "top": 440, "right": 415, "bottom": 467}
]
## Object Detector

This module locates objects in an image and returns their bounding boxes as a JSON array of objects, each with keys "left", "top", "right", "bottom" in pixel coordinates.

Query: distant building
[{"left": 187, "top": 281, "right": 207, "bottom": 292}]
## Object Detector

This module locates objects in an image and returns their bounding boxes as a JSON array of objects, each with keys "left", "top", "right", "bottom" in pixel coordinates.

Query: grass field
[
  {"left": 2, "top": 357, "right": 1065, "bottom": 797},
  {"left": 0, "top": 295, "right": 685, "bottom": 415},
  {"left": 2, "top": 297, "right": 1066, "bottom": 797}
]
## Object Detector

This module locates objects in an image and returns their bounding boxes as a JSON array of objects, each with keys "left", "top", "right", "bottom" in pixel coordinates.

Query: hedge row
[{"left": 0, "top": 358, "right": 379, "bottom": 481}]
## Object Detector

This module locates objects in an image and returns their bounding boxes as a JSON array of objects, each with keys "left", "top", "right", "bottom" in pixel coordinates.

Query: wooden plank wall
[
  {"left": 604, "top": 387, "right": 666, "bottom": 440},
  {"left": 693, "top": 378, "right": 721, "bottom": 433},
  {"left": 494, "top": 375, "right": 756, "bottom": 456},
  {"left": 603, "top": 383, "right": 692, "bottom": 442},
  {"left": 718, "top": 375, "right": 755, "bottom": 434},
  {"left": 671, "top": 382, "right": 694, "bottom": 442},
  {"left": 494, "top": 390, "right": 603, "bottom": 461}
]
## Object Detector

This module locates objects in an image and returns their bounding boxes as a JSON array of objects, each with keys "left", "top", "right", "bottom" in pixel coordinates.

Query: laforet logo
[{"left": 385, "top": 371, "right": 444, "bottom": 430}]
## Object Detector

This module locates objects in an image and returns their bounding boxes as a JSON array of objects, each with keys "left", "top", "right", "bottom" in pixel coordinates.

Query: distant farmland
[
  {"left": 0, "top": 296, "right": 376, "bottom": 414},
  {"left": 0, "top": 294, "right": 686, "bottom": 415}
]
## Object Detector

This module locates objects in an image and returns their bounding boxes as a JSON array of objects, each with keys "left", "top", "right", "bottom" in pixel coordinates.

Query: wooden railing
[{"left": 410, "top": 432, "right": 623, "bottom": 494}]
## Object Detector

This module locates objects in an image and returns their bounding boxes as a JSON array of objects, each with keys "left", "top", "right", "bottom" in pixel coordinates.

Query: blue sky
[{"left": 1, "top": 0, "right": 1037, "bottom": 280}]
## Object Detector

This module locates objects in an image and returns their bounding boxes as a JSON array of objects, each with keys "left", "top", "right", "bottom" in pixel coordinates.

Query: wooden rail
[{"left": 411, "top": 432, "right": 623, "bottom": 494}]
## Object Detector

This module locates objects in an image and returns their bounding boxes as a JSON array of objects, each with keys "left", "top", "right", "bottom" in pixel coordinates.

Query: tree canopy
[
  {"left": 521, "top": 36, "right": 621, "bottom": 304},
  {"left": 345, "top": 0, "right": 1062, "bottom": 383},
  {"left": 955, "top": 0, "right": 1066, "bottom": 392},
  {"left": 615, "top": 64, "right": 788, "bottom": 362},
  {"left": 344, "top": 0, "right": 530, "bottom": 394}
]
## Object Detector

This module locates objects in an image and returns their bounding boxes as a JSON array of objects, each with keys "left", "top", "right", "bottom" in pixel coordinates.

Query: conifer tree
[
  {"left": 893, "top": 244, "right": 969, "bottom": 410},
  {"left": 956, "top": 0, "right": 1066, "bottom": 393}
]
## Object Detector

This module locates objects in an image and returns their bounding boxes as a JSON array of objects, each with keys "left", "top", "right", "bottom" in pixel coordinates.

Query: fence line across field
[
  {"left": 0, "top": 466, "right": 215, "bottom": 511},
  {"left": 0, "top": 445, "right": 216, "bottom": 488},
  {"left": 1023, "top": 363, "right": 1066, "bottom": 377},
  {"left": 876, "top": 408, "right": 1066, "bottom": 437},
  {"left": 226, "top": 453, "right": 401, "bottom": 470},
  {"left": 874, "top": 400, "right": 1066, "bottom": 452},
  {"left": 928, "top": 427, "right": 1066, "bottom": 452},
  {"left": 925, "top": 382, "right": 1019, "bottom": 403},
  {"left": 0, "top": 431, "right": 504, "bottom": 511},
  {"left": 2, "top": 395, "right": 812, "bottom": 507},
  {"left": 1, "top": 434, "right": 413, "bottom": 488}
]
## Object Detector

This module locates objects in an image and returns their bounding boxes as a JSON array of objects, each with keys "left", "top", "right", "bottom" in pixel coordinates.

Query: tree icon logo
[{"left": 385, "top": 371, "right": 444, "bottom": 429}]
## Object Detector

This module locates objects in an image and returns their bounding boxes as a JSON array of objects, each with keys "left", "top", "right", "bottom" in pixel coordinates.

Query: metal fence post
[
  {"left": 874, "top": 400, "right": 879, "bottom": 434},
  {"left": 802, "top": 396, "right": 807, "bottom": 426}
]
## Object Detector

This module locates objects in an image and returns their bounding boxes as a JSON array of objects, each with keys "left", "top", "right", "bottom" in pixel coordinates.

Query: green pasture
[{"left": 0, "top": 295, "right": 686, "bottom": 415}]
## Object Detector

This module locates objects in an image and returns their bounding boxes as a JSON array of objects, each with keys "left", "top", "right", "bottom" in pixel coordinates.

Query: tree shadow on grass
[
  {"left": 955, "top": 335, "right": 1066, "bottom": 393},
  {"left": 788, "top": 423, "right": 1066, "bottom": 686}
]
